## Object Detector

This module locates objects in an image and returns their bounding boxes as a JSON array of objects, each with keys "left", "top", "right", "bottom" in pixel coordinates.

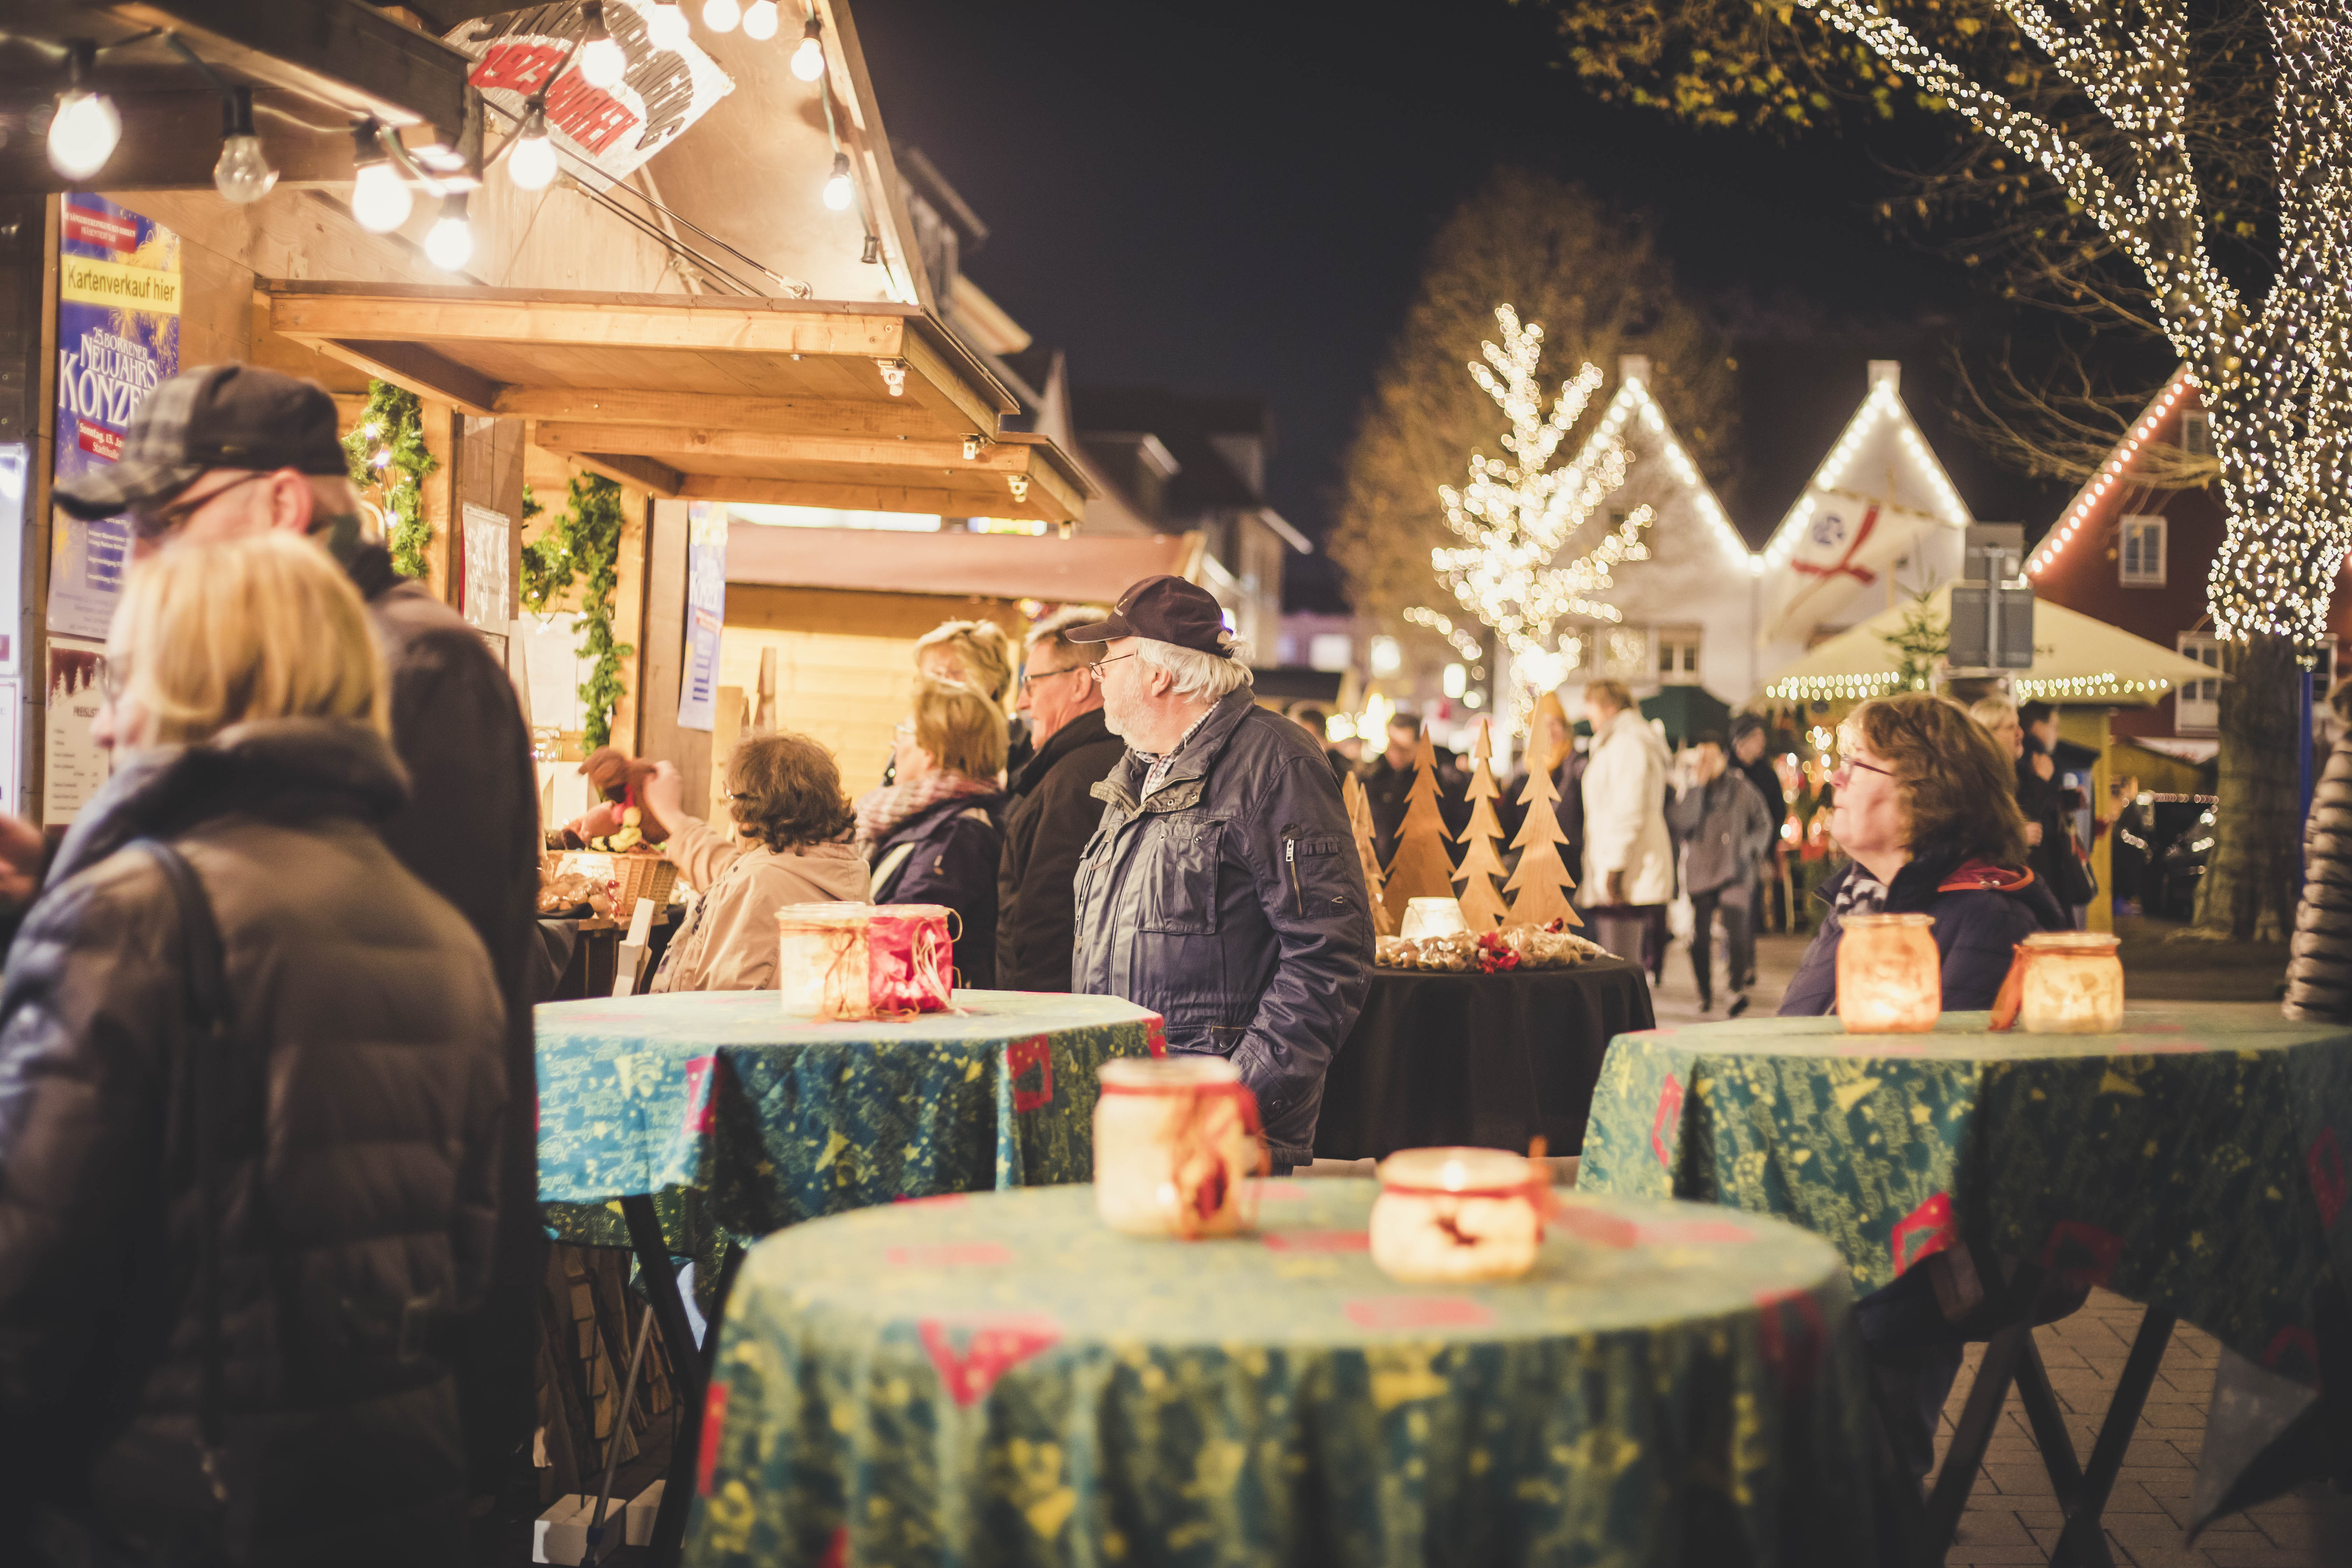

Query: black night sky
[{"left": 854, "top": 0, "right": 2077, "bottom": 611}]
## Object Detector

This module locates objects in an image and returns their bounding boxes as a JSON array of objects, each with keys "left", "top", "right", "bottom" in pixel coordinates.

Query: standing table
[
  {"left": 534, "top": 987, "right": 1164, "bottom": 1561},
  {"left": 687, "top": 1180, "right": 1888, "bottom": 1567},
  {"left": 1579, "top": 1004, "right": 2352, "bottom": 1564}
]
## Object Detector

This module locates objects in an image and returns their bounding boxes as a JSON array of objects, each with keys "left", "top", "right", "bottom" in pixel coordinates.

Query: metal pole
[{"left": 586, "top": 1297, "right": 659, "bottom": 1563}]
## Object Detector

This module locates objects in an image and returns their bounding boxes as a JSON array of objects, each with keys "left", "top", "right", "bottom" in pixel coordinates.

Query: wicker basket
[{"left": 609, "top": 854, "right": 678, "bottom": 916}]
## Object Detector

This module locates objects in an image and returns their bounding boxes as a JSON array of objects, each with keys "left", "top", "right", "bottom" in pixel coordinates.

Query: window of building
[
  {"left": 2180, "top": 410, "right": 2212, "bottom": 457},
  {"left": 2176, "top": 633, "right": 2221, "bottom": 734},
  {"left": 1657, "top": 626, "right": 1702, "bottom": 685},
  {"left": 2120, "top": 515, "right": 2167, "bottom": 587}
]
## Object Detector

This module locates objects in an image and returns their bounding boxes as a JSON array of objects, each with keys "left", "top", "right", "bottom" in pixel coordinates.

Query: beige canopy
[{"left": 1762, "top": 582, "right": 2218, "bottom": 706}]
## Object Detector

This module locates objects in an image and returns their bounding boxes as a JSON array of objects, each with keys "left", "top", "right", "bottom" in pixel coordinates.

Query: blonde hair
[
  {"left": 1586, "top": 678, "right": 1635, "bottom": 716},
  {"left": 911, "top": 677, "right": 1008, "bottom": 781},
  {"left": 1529, "top": 691, "right": 1573, "bottom": 773},
  {"left": 109, "top": 533, "right": 386, "bottom": 745},
  {"left": 1968, "top": 696, "right": 2018, "bottom": 732},
  {"left": 914, "top": 619, "right": 1015, "bottom": 707}
]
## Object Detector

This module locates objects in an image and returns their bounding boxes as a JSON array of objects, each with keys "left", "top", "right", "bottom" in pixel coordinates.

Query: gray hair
[
  {"left": 1027, "top": 605, "right": 1110, "bottom": 667},
  {"left": 1136, "top": 633, "right": 1254, "bottom": 700}
]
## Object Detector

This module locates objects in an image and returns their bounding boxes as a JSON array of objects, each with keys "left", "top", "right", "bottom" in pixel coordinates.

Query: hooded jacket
[
  {"left": 1069, "top": 689, "right": 1374, "bottom": 1167},
  {"left": 652, "top": 816, "right": 870, "bottom": 992},
  {"left": 997, "top": 707, "right": 1126, "bottom": 993},
  {"left": 1580, "top": 708, "right": 1676, "bottom": 908},
  {"left": 0, "top": 719, "right": 506, "bottom": 1564},
  {"left": 1668, "top": 769, "right": 1776, "bottom": 897},
  {"left": 1779, "top": 845, "right": 2072, "bottom": 1017}
]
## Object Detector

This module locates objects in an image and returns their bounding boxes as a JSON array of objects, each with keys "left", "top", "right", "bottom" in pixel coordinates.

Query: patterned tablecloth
[
  {"left": 1579, "top": 1005, "right": 2352, "bottom": 1513},
  {"left": 688, "top": 1181, "right": 1886, "bottom": 1568},
  {"left": 536, "top": 989, "right": 1164, "bottom": 1256}
]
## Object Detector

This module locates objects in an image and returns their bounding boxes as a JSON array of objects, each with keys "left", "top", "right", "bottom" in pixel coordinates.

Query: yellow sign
[{"left": 58, "top": 254, "right": 181, "bottom": 316}]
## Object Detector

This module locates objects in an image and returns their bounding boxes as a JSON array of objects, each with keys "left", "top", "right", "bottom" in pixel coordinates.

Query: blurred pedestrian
[
  {"left": 0, "top": 535, "right": 505, "bottom": 1565},
  {"left": 915, "top": 618, "right": 1026, "bottom": 777},
  {"left": 1982, "top": 697, "right": 2090, "bottom": 927},
  {"left": 1361, "top": 711, "right": 1423, "bottom": 862},
  {"left": 1286, "top": 702, "right": 1353, "bottom": 786},
  {"left": 1730, "top": 714, "right": 1789, "bottom": 934},
  {"left": 998, "top": 608, "right": 1124, "bottom": 992},
  {"left": 861, "top": 679, "right": 1007, "bottom": 987},
  {"left": 637, "top": 733, "right": 869, "bottom": 992},
  {"left": 1667, "top": 730, "right": 1774, "bottom": 1015},
  {"left": 1502, "top": 691, "right": 1585, "bottom": 870},
  {"left": 52, "top": 363, "right": 540, "bottom": 1504},
  {"left": 1578, "top": 680, "right": 1674, "bottom": 979}
]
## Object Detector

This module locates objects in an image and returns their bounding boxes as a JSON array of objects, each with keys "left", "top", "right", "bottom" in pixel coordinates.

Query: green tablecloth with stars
[
  {"left": 535, "top": 989, "right": 1166, "bottom": 1262},
  {"left": 686, "top": 1181, "right": 1886, "bottom": 1568},
  {"left": 1579, "top": 1005, "right": 2352, "bottom": 1396}
]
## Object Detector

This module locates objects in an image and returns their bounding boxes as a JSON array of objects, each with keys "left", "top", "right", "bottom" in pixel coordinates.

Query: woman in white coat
[{"left": 1578, "top": 678, "right": 1675, "bottom": 979}]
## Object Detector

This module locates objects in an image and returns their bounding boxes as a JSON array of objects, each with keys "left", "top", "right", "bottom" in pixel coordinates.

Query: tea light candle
[
  {"left": 1369, "top": 1147, "right": 1547, "bottom": 1284},
  {"left": 1837, "top": 912, "right": 1941, "bottom": 1033},
  {"left": 1399, "top": 897, "right": 1468, "bottom": 941},
  {"left": 2017, "top": 931, "right": 2124, "bottom": 1033},
  {"left": 775, "top": 903, "right": 954, "bottom": 1020},
  {"left": 1092, "top": 1056, "right": 1264, "bottom": 1239}
]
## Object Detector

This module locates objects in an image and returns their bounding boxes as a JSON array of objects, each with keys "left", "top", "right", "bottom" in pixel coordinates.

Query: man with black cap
[
  {"left": 1065, "top": 576, "right": 1373, "bottom": 1171},
  {"left": 48, "top": 363, "right": 542, "bottom": 1503}
]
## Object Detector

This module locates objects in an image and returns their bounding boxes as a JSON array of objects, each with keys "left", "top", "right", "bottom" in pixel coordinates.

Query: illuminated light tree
[
  {"left": 1345, "top": 772, "right": 1398, "bottom": 938},
  {"left": 1453, "top": 722, "right": 1513, "bottom": 930},
  {"left": 1381, "top": 727, "right": 1460, "bottom": 928},
  {"left": 1504, "top": 752, "right": 1581, "bottom": 929},
  {"left": 1416, "top": 304, "right": 1656, "bottom": 726}
]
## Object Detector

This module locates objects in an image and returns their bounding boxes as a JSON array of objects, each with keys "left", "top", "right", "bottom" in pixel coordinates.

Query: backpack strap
[{"left": 1938, "top": 859, "right": 2037, "bottom": 894}]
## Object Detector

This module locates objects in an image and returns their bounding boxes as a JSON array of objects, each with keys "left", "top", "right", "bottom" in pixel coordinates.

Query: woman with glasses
[{"left": 857, "top": 680, "right": 1008, "bottom": 988}]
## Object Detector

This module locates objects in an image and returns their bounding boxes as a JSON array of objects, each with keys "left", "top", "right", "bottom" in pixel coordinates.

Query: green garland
[
  {"left": 340, "top": 379, "right": 436, "bottom": 579},
  {"left": 520, "top": 474, "right": 634, "bottom": 749}
]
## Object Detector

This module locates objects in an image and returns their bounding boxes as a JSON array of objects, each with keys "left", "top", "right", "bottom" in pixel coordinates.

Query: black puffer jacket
[
  {"left": 1071, "top": 689, "right": 1374, "bottom": 1166},
  {"left": 0, "top": 720, "right": 506, "bottom": 1564},
  {"left": 997, "top": 708, "right": 1125, "bottom": 992},
  {"left": 872, "top": 788, "right": 1006, "bottom": 990},
  {"left": 2287, "top": 731, "right": 2352, "bottom": 1019}
]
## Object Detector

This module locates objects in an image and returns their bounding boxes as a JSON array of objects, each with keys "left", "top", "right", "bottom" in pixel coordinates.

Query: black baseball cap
[
  {"left": 54, "top": 364, "right": 347, "bottom": 522},
  {"left": 1065, "top": 574, "right": 1231, "bottom": 658}
]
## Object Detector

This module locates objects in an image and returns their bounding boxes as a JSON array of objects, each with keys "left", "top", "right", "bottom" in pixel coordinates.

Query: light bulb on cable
[
  {"left": 426, "top": 192, "right": 474, "bottom": 272},
  {"left": 703, "top": 0, "right": 742, "bottom": 33},
  {"left": 790, "top": 15, "right": 825, "bottom": 78},
  {"left": 349, "top": 123, "right": 413, "bottom": 233},
  {"left": 580, "top": 1, "right": 627, "bottom": 89},
  {"left": 213, "top": 86, "right": 277, "bottom": 203},
  {"left": 648, "top": 1, "right": 691, "bottom": 50},
  {"left": 506, "top": 101, "right": 557, "bottom": 191},
  {"left": 743, "top": 0, "right": 780, "bottom": 41},
  {"left": 822, "top": 150, "right": 852, "bottom": 211},
  {"left": 46, "top": 43, "right": 119, "bottom": 182}
]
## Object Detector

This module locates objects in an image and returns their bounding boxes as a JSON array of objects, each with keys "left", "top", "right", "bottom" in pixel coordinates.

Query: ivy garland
[
  {"left": 340, "top": 379, "right": 437, "bottom": 579},
  {"left": 521, "top": 473, "right": 634, "bottom": 749}
]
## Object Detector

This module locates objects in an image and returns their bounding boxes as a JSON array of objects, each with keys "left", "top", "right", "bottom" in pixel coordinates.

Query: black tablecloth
[{"left": 1312, "top": 957, "right": 1655, "bottom": 1160}]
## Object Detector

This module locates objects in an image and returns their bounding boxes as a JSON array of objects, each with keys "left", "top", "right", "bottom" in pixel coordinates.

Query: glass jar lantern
[
  {"left": 1836, "top": 912, "right": 1941, "bottom": 1033},
  {"left": 2015, "top": 931, "right": 2125, "bottom": 1033},
  {"left": 1368, "top": 1146, "right": 1548, "bottom": 1284},
  {"left": 1092, "top": 1056, "right": 1264, "bottom": 1239}
]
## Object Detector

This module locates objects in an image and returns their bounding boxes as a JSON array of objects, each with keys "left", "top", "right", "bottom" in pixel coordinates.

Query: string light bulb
[
  {"left": 822, "top": 150, "right": 853, "bottom": 210},
  {"left": 648, "top": 0, "right": 691, "bottom": 50},
  {"left": 506, "top": 101, "right": 557, "bottom": 191},
  {"left": 46, "top": 42, "right": 119, "bottom": 182},
  {"left": 580, "top": 1, "right": 627, "bottom": 89},
  {"left": 212, "top": 86, "right": 276, "bottom": 204},
  {"left": 425, "top": 192, "right": 473, "bottom": 272},
  {"left": 348, "top": 123, "right": 413, "bottom": 233},
  {"left": 744, "top": 0, "right": 780, "bottom": 41},
  {"left": 791, "top": 14, "right": 826, "bottom": 77},
  {"left": 703, "top": 0, "right": 742, "bottom": 33}
]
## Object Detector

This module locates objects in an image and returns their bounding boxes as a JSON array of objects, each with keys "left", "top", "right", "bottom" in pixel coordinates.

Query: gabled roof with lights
[
  {"left": 2025, "top": 367, "right": 2196, "bottom": 580},
  {"left": 1569, "top": 359, "right": 1752, "bottom": 572},
  {"left": 1756, "top": 363, "right": 1973, "bottom": 569}
]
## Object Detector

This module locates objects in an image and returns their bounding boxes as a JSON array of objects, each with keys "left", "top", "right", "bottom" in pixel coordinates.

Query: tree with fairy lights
[
  {"left": 1541, "top": 0, "right": 2345, "bottom": 939},
  {"left": 1421, "top": 304, "right": 1655, "bottom": 727}
]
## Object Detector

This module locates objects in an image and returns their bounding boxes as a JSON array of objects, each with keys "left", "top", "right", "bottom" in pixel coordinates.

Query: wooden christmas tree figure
[
  {"left": 1452, "top": 721, "right": 1511, "bottom": 930},
  {"left": 1381, "top": 726, "right": 1460, "bottom": 928},
  {"left": 1504, "top": 755, "right": 1582, "bottom": 928},
  {"left": 1344, "top": 772, "right": 1397, "bottom": 937}
]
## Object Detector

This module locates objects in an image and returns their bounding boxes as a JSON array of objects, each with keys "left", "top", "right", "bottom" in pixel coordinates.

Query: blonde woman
[
  {"left": 857, "top": 679, "right": 1008, "bottom": 987},
  {"left": 0, "top": 535, "right": 505, "bottom": 1563},
  {"left": 913, "top": 617, "right": 1028, "bottom": 776}
]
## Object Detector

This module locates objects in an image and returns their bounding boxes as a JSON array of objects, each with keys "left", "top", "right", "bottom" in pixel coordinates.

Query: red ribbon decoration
[{"left": 1790, "top": 503, "right": 1882, "bottom": 587}]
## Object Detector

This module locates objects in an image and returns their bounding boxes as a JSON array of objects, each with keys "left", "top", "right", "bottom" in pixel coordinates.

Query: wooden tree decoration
[
  {"left": 1380, "top": 727, "right": 1459, "bottom": 927},
  {"left": 1504, "top": 757, "right": 1581, "bottom": 928},
  {"left": 1344, "top": 772, "right": 1397, "bottom": 937},
  {"left": 1452, "top": 722, "right": 1512, "bottom": 930}
]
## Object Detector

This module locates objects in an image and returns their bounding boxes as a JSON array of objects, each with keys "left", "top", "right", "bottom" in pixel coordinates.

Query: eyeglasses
[
  {"left": 1093, "top": 651, "right": 1139, "bottom": 668},
  {"left": 1018, "top": 664, "right": 1093, "bottom": 693},
  {"left": 1831, "top": 756, "right": 1897, "bottom": 784},
  {"left": 132, "top": 471, "right": 268, "bottom": 541},
  {"left": 894, "top": 719, "right": 916, "bottom": 738},
  {"left": 97, "top": 658, "right": 127, "bottom": 704}
]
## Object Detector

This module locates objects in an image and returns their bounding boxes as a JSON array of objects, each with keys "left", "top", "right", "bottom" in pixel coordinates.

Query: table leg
[
  {"left": 1925, "top": 1318, "right": 2036, "bottom": 1562},
  {"left": 2014, "top": 1338, "right": 2112, "bottom": 1568},
  {"left": 621, "top": 1196, "right": 705, "bottom": 1568},
  {"left": 2049, "top": 1308, "right": 2174, "bottom": 1568}
]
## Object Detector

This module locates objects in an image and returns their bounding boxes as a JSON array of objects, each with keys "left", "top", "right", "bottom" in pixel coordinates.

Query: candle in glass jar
[
  {"left": 2017, "top": 931, "right": 2124, "bottom": 1033},
  {"left": 1399, "top": 897, "right": 1468, "bottom": 941},
  {"left": 776, "top": 904, "right": 870, "bottom": 1018},
  {"left": 1092, "top": 1056, "right": 1264, "bottom": 1239},
  {"left": 1837, "top": 912, "right": 1940, "bottom": 1032},
  {"left": 1369, "top": 1147, "right": 1547, "bottom": 1284}
]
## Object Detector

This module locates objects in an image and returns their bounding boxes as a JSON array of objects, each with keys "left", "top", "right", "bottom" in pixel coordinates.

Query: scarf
[
  {"left": 1833, "top": 866, "right": 1891, "bottom": 920},
  {"left": 855, "top": 770, "right": 995, "bottom": 851}
]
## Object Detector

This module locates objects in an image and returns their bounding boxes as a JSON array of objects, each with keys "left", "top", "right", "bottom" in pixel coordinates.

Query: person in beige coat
[{"left": 639, "top": 732, "right": 871, "bottom": 992}]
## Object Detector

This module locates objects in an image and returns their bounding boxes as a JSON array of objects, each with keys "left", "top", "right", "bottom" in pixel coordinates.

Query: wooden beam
[
  {"left": 673, "top": 474, "right": 1072, "bottom": 524},
  {"left": 570, "top": 453, "right": 686, "bottom": 499},
  {"left": 104, "top": 0, "right": 473, "bottom": 136},
  {"left": 896, "top": 323, "right": 1005, "bottom": 437},
  {"left": 490, "top": 387, "right": 941, "bottom": 439},
  {"left": 268, "top": 290, "right": 909, "bottom": 360},
  {"left": 0, "top": 90, "right": 351, "bottom": 195},
  {"left": 532, "top": 422, "right": 1042, "bottom": 475},
  {"left": 291, "top": 336, "right": 503, "bottom": 416}
]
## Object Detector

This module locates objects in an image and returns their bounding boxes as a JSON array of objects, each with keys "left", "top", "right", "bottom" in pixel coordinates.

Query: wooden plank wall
[{"left": 635, "top": 499, "right": 712, "bottom": 815}]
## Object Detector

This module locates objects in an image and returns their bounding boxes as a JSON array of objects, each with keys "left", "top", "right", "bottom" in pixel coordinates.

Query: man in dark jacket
[
  {"left": 1360, "top": 712, "right": 1423, "bottom": 862},
  {"left": 998, "top": 608, "right": 1125, "bottom": 990},
  {"left": 1730, "top": 715, "right": 1788, "bottom": 936},
  {"left": 50, "top": 364, "right": 544, "bottom": 1497},
  {"left": 1067, "top": 577, "right": 1374, "bottom": 1170},
  {"left": 1667, "top": 732, "right": 1774, "bottom": 1015}
]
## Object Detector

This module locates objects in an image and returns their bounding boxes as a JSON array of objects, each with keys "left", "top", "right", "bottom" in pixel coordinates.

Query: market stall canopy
[
  {"left": 264, "top": 280, "right": 1093, "bottom": 525},
  {"left": 1761, "top": 582, "right": 2218, "bottom": 706},
  {"left": 727, "top": 524, "right": 1203, "bottom": 602}
]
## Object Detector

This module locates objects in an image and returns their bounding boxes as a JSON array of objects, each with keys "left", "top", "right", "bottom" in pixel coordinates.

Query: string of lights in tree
[
  {"left": 1791, "top": 0, "right": 2352, "bottom": 649},
  {"left": 1415, "top": 306, "right": 1656, "bottom": 725}
]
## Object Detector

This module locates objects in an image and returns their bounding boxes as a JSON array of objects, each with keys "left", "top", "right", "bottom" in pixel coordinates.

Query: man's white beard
[{"left": 1100, "top": 685, "right": 1139, "bottom": 739}]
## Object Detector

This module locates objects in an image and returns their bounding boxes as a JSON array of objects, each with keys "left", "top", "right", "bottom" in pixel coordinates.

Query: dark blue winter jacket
[
  {"left": 1780, "top": 846, "right": 2072, "bottom": 1017},
  {"left": 872, "top": 790, "right": 1005, "bottom": 990}
]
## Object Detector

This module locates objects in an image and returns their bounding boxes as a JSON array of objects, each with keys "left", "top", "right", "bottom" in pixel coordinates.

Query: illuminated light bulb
[
  {"left": 744, "top": 0, "right": 780, "bottom": 40},
  {"left": 48, "top": 91, "right": 121, "bottom": 182},
  {"left": 349, "top": 126, "right": 413, "bottom": 232},
  {"left": 822, "top": 150, "right": 852, "bottom": 210},
  {"left": 703, "top": 0, "right": 741, "bottom": 31},
  {"left": 213, "top": 87, "right": 277, "bottom": 203},
  {"left": 580, "top": 1, "right": 627, "bottom": 88},
  {"left": 507, "top": 103, "right": 558, "bottom": 190},
  {"left": 426, "top": 192, "right": 474, "bottom": 272},
  {"left": 648, "top": 1, "right": 691, "bottom": 49}
]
